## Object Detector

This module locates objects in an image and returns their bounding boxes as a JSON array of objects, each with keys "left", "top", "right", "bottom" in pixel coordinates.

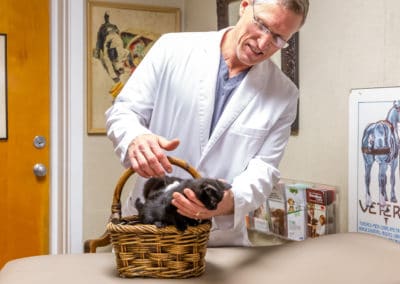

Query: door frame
[{"left": 50, "top": 0, "right": 83, "bottom": 254}]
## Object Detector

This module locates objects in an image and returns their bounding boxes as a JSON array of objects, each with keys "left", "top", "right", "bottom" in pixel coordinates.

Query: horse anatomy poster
[{"left": 349, "top": 87, "right": 400, "bottom": 242}]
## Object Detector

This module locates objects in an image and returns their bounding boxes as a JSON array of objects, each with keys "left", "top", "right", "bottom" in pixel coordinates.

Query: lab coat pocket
[
  {"left": 229, "top": 124, "right": 270, "bottom": 139},
  {"left": 224, "top": 125, "right": 271, "bottom": 169}
]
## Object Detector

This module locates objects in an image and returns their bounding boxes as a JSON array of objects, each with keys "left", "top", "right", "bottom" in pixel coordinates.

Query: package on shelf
[
  {"left": 306, "top": 184, "right": 337, "bottom": 238},
  {"left": 266, "top": 182, "right": 287, "bottom": 237},
  {"left": 247, "top": 202, "right": 270, "bottom": 234},
  {"left": 284, "top": 183, "right": 310, "bottom": 241},
  {"left": 245, "top": 182, "right": 285, "bottom": 236},
  {"left": 246, "top": 179, "right": 338, "bottom": 241}
]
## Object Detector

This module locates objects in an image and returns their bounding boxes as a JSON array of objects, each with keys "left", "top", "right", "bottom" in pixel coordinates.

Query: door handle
[{"left": 33, "top": 163, "right": 47, "bottom": 177}]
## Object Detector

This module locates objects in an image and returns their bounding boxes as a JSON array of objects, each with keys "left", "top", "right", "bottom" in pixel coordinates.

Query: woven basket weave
[{"left": 106, "top": 156, "right": 211, "bottom": 278}]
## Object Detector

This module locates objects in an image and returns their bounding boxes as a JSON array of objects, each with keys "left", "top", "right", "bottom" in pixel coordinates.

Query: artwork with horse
[{"left": 361, "top": 100, "right": 400, "bottom": 207}]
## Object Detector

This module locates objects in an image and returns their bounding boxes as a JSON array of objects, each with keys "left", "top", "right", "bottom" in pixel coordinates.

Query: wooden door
[{"left": 0, "top": 0, "right": 50, "bottom": 268}]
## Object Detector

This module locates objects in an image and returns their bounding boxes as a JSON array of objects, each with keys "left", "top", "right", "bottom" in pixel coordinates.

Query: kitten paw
[
  {"left": 176, "top": 223, "right": 188, "bottom": 231},
  {"left": 154, "top": 221, "right": 167, "bottom": 228},
  {"left": 186, "top": 218, "right": 200, "bottom": 227}
]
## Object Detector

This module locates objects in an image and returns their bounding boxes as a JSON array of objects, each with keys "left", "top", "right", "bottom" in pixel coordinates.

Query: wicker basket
[{"left": 106, "top": 156, "right": 211, "bottom": 278}]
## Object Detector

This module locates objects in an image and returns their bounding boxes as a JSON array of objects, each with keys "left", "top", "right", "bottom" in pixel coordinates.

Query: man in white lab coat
[{"left": 105, "top": 0, "right": 309, "bottom": 246}]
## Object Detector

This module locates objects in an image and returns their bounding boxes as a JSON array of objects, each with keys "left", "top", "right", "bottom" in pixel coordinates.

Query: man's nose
[{"left": 257, "top": 33, "right": 273, "bottom": 51}]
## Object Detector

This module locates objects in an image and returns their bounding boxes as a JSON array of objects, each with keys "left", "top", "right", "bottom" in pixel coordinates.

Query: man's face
[{"left": 233, "top": 1, "right": 303, "bottom": 67}]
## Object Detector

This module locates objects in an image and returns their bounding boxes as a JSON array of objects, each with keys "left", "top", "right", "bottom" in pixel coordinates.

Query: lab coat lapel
[
  {"left": 197, "top": 31, "right": 225, "bottom": 155},
  {"left": 201, "top": 70, "right": 258, "bottom": 159}
]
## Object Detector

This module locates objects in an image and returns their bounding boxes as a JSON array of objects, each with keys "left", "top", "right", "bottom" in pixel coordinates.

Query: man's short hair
[{"left": 254, "top": 0, "right": 309, "bottom": 26}]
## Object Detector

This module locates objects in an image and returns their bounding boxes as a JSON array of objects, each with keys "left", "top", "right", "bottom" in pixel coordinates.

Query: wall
[
  {"left": 184, "top": 0, "right": 217, "bottom": 31},
  {"left": 83, "top": 0, "right": 400, "bottom": 245}
]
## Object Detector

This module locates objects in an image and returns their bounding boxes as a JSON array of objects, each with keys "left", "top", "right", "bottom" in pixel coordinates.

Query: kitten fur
[{"left": 135, "top": 176, "right": 231, "bottom": 231}]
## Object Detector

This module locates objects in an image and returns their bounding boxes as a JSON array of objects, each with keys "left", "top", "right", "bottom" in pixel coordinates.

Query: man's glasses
[{"left": 252, "top": 2, "right": 289, "bottom": 49}]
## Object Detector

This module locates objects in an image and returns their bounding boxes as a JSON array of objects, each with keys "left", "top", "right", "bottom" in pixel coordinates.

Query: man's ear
[{"left": 239, "top": 0, "right": 251, "bottom": 17}]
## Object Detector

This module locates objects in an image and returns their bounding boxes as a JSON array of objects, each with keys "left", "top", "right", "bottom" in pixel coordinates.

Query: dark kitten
[{"left": 135, "top": 176, "right": 231, "bottom": 231}]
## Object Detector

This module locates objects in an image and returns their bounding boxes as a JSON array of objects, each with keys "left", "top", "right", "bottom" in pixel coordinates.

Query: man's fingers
[
  {"left": 128, "top": 134, "right": 180, "bottom": 178},
  {"left": 130, "top": 151, "right": 153, "bottom": 177},
  {"left": 149, "top": 142, "right": 172, "bottom": 174},
  {"left": 172, "top": 193, "right": 197, "bottom": 218},
  {"left": 144, "top": 151, "right": 167, "bottom": 177},
  {"left": 183, "top": 188, "right": 205, "bottom": 207},
  {"left": 158, "top": 154, "right": 173, "bottom": 173},
  {"left": 158, "top": 137, "right": 180, "bottom": 151},
  {"left": 172, "top": 191, "right": 208, "bottom": 219}
]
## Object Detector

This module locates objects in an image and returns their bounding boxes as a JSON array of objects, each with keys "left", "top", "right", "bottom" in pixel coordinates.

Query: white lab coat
[{"left": 105, "top": 29, "right": 298, "bottom": 246}]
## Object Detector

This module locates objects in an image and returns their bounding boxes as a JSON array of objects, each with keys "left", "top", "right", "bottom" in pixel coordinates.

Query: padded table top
[{"left": 1, "top": 232, "right": 399, "bottom": 284}]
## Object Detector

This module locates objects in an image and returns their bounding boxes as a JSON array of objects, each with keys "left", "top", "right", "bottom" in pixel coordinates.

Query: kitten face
[{"left": 198, "top": 179, "right": 231, "bottom": 210}]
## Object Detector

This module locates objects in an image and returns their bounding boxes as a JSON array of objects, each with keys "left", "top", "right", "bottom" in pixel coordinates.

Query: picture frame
[
  {"left": 348, "top": 87, "right": 400, "bottom": 243},
  {"left": 87, "top": 1, "right": 181, "bottom": 134},
  {"left": 216, "top": 0, "right": 299, "bottom": 134},
  {"left": 0, "top": 33, "right": 7, "bottom": 140}
]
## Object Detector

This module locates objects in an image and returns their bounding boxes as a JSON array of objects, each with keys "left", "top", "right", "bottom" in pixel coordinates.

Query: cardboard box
[{"left": 306, "top": 185, "right": 337, "bottom": 238}]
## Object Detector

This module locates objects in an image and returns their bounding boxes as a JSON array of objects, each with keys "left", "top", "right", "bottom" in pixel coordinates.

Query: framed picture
[
  {"left": 216, "top": 0, "right": 299, "bottom": 134},
  {"left": 0, "top": 34, "right": 7, "bottom": 140},
  {"left": 348, "top": 87, "right": 400, "bottom": 243},
  {"left": 87, "top": 1, "right": 181, "bottom": 134}
]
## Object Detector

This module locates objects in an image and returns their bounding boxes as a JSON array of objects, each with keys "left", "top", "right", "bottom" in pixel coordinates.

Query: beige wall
[
  {"left": 184, "top": 0, "right": 217, "bottom": 31},
  {"left": 83, "top": 0, "right": 400, "bottom": 244}
]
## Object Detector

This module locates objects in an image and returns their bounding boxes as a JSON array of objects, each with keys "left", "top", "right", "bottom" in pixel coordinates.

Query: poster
[{"left": 349, "top": 87, "right": 400, "bottom": 242}]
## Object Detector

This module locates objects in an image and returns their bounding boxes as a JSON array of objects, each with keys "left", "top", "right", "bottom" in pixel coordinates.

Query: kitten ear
[
  {"left": 203, "top": 185, "right": 218, "bottom": 194},
  {"left": 216, "top": 179, "right": 232, "bottom": 190}
]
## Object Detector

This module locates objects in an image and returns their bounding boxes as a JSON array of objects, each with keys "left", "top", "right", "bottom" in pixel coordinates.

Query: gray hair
[{"left": 254, "top": 0, "right": 309, "bottom": 27}]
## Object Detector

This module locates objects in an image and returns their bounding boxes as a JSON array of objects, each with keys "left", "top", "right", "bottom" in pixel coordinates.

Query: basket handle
[{"left": 110, "top": 156, "right": 201, "bottom": 224}]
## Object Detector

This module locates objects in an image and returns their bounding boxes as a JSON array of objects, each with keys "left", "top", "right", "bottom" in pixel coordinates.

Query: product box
[
  {"left": 252, "top": 202, "right": 270, "bottom": 233},
  {"left": 246, "top": 180, "right": 338, "bottom": 242},
  {"left": 267, "top": 182, "right": 287, "bottom": 237},
  {"left": 284, "top": 183, "right": 308, "bottom": 241},
  {"left": 306, "top": 185, "right": 337, "bottom": 238},
  {"left": 246, "top": 199, "right": 270, "bottom": 234}
]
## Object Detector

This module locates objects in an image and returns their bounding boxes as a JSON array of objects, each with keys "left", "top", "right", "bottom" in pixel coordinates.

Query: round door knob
[{"left": 33, "top": 163, "right": 47, "bottom": 177}]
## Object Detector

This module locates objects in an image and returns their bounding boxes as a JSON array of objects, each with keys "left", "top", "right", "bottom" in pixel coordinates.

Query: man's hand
[
  {"left": 127, "top": 134, "right": 180, "bottom": 178},
  {"left": 171, "top": 188, "right": 234, "bottom": 220}
]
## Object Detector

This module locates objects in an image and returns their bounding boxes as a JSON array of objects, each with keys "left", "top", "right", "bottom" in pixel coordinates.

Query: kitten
[{"left": 135, "top": 176, "right": 231, "bottom": 231}]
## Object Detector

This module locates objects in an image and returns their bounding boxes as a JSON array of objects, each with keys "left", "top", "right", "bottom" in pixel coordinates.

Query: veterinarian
[{"left": 106, "top": 0, "right": 309, "bottom": 246}]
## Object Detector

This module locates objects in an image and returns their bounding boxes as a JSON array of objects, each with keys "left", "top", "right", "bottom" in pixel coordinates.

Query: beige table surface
[{"left": 1, "top": 232, "right": 399, "bottom": 284}]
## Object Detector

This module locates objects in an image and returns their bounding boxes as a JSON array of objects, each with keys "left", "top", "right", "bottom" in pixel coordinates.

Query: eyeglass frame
[{"left": 251, "top": 1, "right": 289, "bottom": 49}]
